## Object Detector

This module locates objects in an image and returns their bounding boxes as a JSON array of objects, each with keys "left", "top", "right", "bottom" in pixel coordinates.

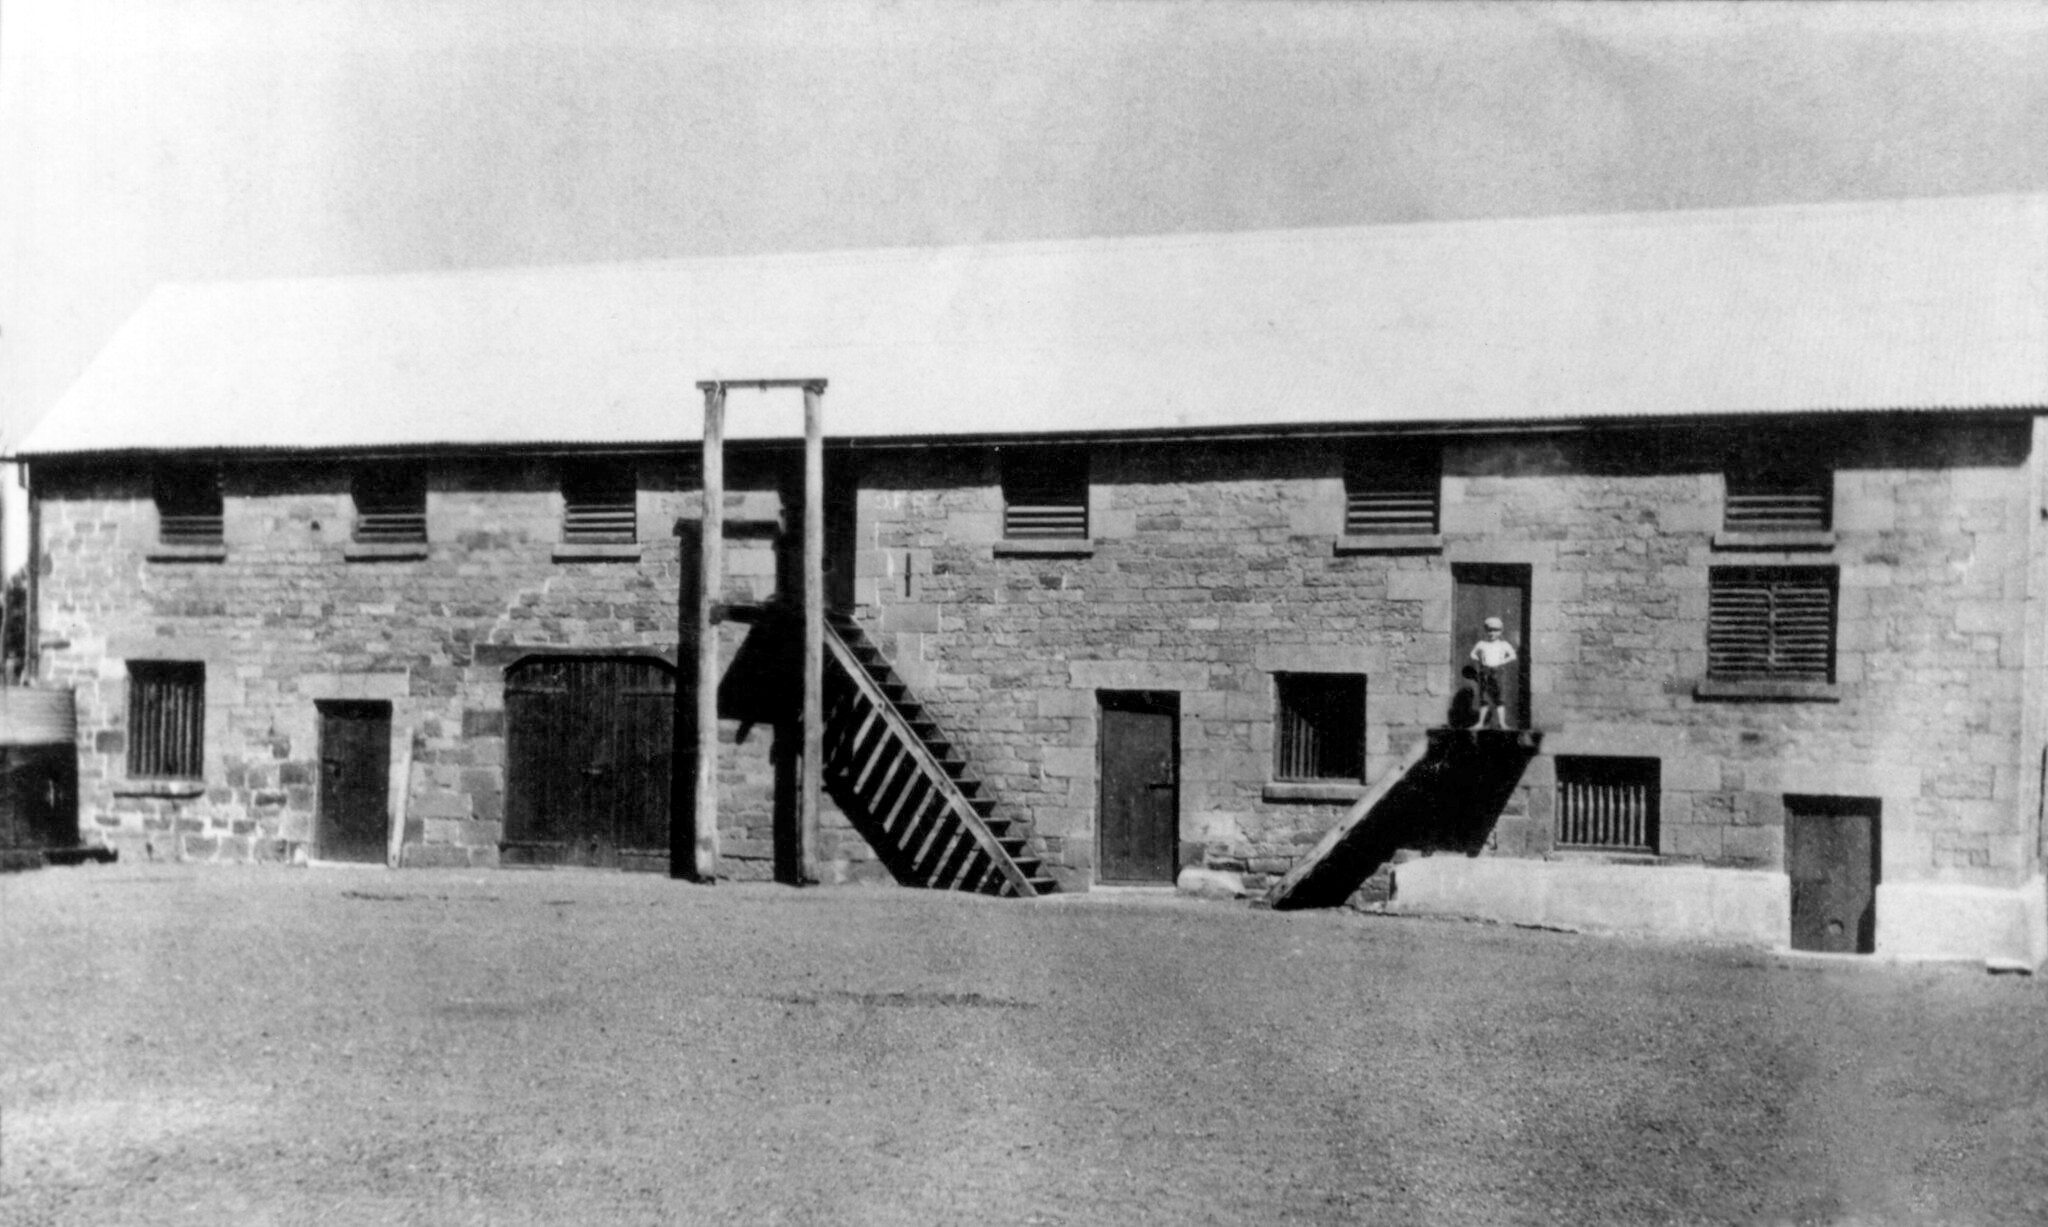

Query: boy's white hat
[{"left": 1483, "top": 616, "right": 1504, "bottom": 629}]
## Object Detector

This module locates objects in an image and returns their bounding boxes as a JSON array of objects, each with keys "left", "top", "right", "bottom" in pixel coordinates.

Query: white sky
[{"left": 3, "top": 1, "right": 2047, "bottom": 464}]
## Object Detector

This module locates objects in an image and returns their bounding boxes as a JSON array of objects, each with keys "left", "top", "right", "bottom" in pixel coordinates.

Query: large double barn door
[{"left": 504, "top": 656, "right": 675, "bottom": 871}]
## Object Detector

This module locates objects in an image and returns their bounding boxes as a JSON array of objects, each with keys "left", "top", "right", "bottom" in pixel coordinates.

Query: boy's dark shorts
[{"left": 1475, "top": 666, "right": 1505, "bottom": 705}]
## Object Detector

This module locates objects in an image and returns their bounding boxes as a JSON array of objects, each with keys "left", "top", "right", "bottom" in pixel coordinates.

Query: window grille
[
  {"left": 1273, "top": 673, "right": 1365, "bottom": 782},
  {"left": 1708, "top": 567, "right": 1836, "bottom": 681},
  {"left": 353, "top": 467, "right": 427, "bottom": 544},
  {"left": 562, "top": 461, "right": 637, "bottom": 544},
  {"left": 1344, "top": 443, "right": 1439, "bottom": 535},
  {"left": 1556, "top": 756, "right": 1659, "bottom": 851},
  {"left": 1725, "top": 462, "right": 1830, "bottom": 532},
  {"left": 1001, "top": 448, "right": 1089, "bottom": 539},
  {"left": 127, "top": 661, "right": 205, "bottom": 779},
  {"left": 154, "top": 467, "right": 224, "bottom": 545}
]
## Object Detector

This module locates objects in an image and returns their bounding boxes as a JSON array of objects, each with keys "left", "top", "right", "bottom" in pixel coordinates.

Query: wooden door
[
  {"left": 1451, "top": 564, "right": 1531, "bottom": 729},
  {"left": 317, "top": 701, "right": 391, "bottom": 864},
  {"left": 1787, "top": 796, "right": 1879, "bottom": 954},
  {"left": 1098, "top": 691, "right": 1179, "bottom": 884},
  {"left": 504, "top": 656, "right": 675, "bottom": 870}
]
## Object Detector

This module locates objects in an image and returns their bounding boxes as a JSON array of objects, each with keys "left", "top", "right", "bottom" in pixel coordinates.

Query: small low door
[
  {"left": 1787, "top": 795, "right": 1880, "bottom": 954},
  {"left": 318, "top": 701, "right": 392, "bottom": 864},
  {"left": 1098, "top": 691, "right": 1179, "bottom": 884}
]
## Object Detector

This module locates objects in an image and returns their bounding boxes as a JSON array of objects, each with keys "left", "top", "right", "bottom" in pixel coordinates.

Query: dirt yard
[{"left": 4, "top": 863, "right": 2047, "bottom": 1226}]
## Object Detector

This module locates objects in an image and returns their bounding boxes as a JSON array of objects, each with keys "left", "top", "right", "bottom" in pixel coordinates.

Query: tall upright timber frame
[{"left": 688, "top": 378, "right": 829, "bottom": 884}]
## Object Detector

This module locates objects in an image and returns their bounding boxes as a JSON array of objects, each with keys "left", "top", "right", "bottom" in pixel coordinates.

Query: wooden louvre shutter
[
  {"left": 353, "top": 468, "right": 427, "bottom": 543},
  {"left": 127, "top": 661, "right": 205, "bottom": 779},
  {"left": 155, "top": 468, "right": 224, "bottom": 545},
  {"left": 1708, "top": 568, "right": 1836, "bottom": 681},
  {"left": 563, "top": 461, "right": 637, "bottom": 544},
  {"left": 1345, "top": 443, "right": 1439, "bottom": 535},
  {"left": 1002, "top": 448, "right": 1088, "bottom": 539},
  {"left": 1725, "top": 463, "right": 1830, "bottom": 532}
]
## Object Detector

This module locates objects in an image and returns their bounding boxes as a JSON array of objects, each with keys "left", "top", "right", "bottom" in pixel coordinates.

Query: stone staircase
[{"left": 822, "top": 612, "right": 1056, "bottom": 897}]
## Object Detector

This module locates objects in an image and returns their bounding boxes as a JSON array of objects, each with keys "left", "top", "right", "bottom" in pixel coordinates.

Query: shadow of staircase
[{"left": 1266, "top": 728, "right": 1542, "bottom": 911}]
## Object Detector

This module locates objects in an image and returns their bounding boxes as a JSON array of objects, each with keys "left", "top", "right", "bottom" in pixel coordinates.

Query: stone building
[{"left": 13, "top": 193, "right": 2048, "bottom": 965}]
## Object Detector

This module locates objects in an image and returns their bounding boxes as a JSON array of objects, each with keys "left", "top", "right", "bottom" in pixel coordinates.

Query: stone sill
[
  {"left": 146, "top": 543, "right": 228, "bottom": 563},
  {"left": 1263, "top": 781, "right": 1368, "bottom": 804},
  {"left": 344, "top": 542, "right": 429, "bottom": 561},
  {"left": 113, "top": 779, "right": 207, "bottom": 799},
  {"left": 552, "top": 542, "right": 643, "bottom": 562},
  {"left": 1694, "top": 677, "right": 1841, "bottom": 702},
  {"left": 1711, "top": 530, "right": 1836, "bottom": 552},
  {"left": 1334, "top": 533, "right": 1443, "bottom": 555},
  {"left": 993, "top": 538, "right": 1096, "bottom": 558}
]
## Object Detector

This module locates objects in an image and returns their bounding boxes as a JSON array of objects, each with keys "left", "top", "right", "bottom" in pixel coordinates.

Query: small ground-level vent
[{"left": 1556, "top": 756, "right": 1659, "bottom": 852}]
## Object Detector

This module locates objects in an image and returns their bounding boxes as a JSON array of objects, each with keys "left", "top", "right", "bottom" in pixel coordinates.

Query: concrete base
[
  {"left": 1389, "top": 859, "right": 2048, "bottom": 968},
  {"left": 1877, "top": 877, "right": 2047, "bottom": 968},
  {"left": 1387, "top": 855, "right": 1789, "bottom": 950}
]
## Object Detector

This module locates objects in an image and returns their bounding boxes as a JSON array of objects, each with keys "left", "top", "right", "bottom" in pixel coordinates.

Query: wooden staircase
[{"left": 822, "top": 612, "right": 1056, "bottom": 897}]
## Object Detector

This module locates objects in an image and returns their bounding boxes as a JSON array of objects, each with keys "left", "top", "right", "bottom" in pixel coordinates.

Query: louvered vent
[
  {"left": 1345, "top": 444, "right": 1439, "bottom": 535},
  {"left": 154, "top": 468, "right": 223, "bottom": 545},
  {"left": 563, "top": 462, "right": 637, "bottom": 544},
  {"left": 353, "top": 469, "right": 427, "bottom": 544},
  {"left": 1725, "top": 467, "right": 1830, "bottom": 532},
  {"left": 1708, "top": 568, "right": 1836, "bottom": 681},
  {"left": 1001, "top": 448, "right": 1088, "bottom": 539}
]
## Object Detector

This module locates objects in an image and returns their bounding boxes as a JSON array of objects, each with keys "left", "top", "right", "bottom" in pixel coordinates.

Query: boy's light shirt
[{"left": 1470, "top": 638, "right": 1518, "bottom": 668}]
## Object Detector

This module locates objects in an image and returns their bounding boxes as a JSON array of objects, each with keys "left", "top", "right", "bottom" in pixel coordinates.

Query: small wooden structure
[{"left": 686, "top": 379, "right": 828, "bottom": 884}]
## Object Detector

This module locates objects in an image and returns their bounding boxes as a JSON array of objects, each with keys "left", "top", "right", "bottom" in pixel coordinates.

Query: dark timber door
[
  {"left": 1098, "top": 691, "right": 1179, "bottom": 884},
  {"left": 1452, "top": 563, "right": 1531, "bottom": 729},
  {"left": 317, "top": 701, "right": 391, "bottom": 864},
  {"left": 1787, "top": 795, "right": 1880, "bottom": 954},
  {"left": 504, "top": 656, "right": 675, "bottom": 870}
]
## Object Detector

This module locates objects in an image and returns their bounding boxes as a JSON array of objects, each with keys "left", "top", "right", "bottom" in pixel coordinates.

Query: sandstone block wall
[
  {"left": 29, "top": 414, "right": 2042, "bottom": 900},
  {"left": 32, "top": 454, "right": 883, "bottom": 880},
  {"left": 849, "top": 419, "right": 2040, "bottom": 893}
]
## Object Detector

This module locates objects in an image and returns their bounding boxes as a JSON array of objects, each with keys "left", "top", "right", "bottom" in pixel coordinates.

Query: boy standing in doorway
[{"left": 1468, "top": 616, "right": 1519, "bottom": 730}]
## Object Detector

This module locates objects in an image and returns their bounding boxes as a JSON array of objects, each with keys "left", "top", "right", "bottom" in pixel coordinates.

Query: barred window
[
  {"left": 1344, "top": 442, "right": 1439, "bottom": 535},
  {"left": 1556, "top": 756, "right": 1659, "bottom": 852},
  {"left": 1273, "top": 673, "right": 1365, "bottom": 783},
  {"left": 1708, "top": 567, "right": 1837, "bottom": 681},
  {"left": 1725, "top": 458, "right": 1830, "bottom": 532},
  {"left": 353, "top": 467, "right": 427, "bottom": 544},
  {"left": 562, "top": 461, "right": 636, "bottom": 544},
  {"left": 155, "top": 467, "right": 223, "bottom": 545},
  {"left": 1001, "top": 447, "right": 1089, "bottom": 540},
  {"left": 127, "top": 661, "right": 205, "bottom": 779}
]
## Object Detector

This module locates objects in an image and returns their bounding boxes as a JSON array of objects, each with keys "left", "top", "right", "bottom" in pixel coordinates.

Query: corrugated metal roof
[{"left": 15, "top": 193, "right": 2047, "bottom": 458}]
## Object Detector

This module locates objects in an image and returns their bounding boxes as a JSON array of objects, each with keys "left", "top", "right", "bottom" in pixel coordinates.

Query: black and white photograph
[{"left": 5, "top": 2, "right": 2048, "bottom": 1222}]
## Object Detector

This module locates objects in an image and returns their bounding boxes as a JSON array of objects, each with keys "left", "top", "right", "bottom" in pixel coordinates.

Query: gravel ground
[{"left": 4, "top": 862, "right": 2048, "bottom": 1226}]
